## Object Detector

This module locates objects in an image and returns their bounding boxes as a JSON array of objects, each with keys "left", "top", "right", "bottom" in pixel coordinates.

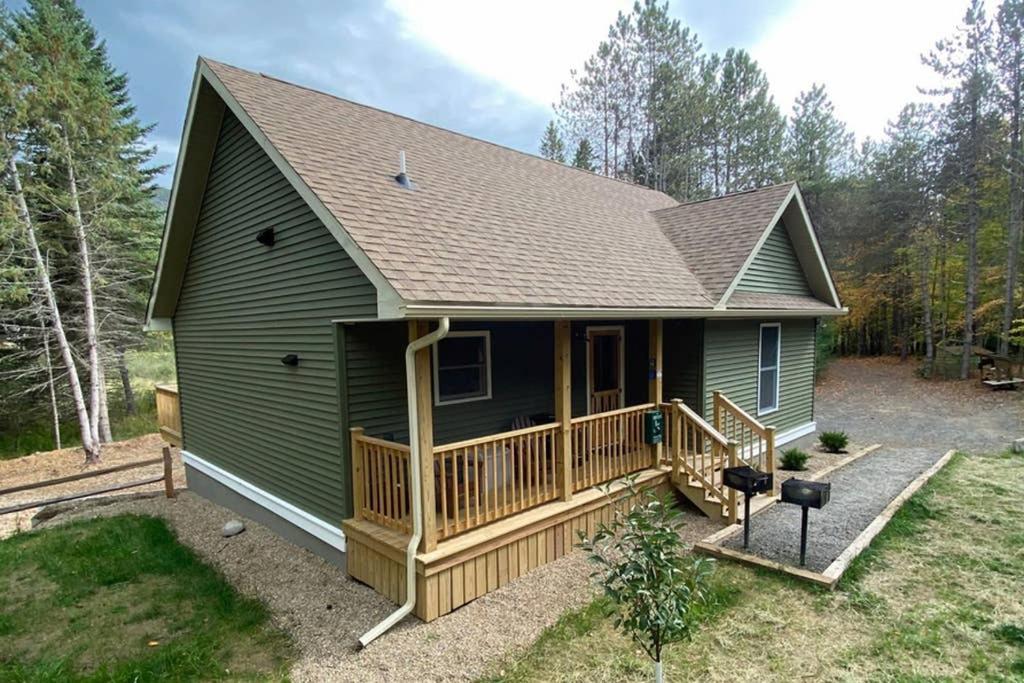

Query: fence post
[
  {"left": 350, "top": 427, "right": 365, "bottom": 520},
  {"left": 670, "top": 399, "right": 682, "bottom": 483},
  {"left": 727, "top": 440, "right": 738, "bottom": 525},
  {"left": 554, "top": 320, "right": 573, "bottom": 501},
  {"left": 162, "top": 446, "right": 176, "bottom": 499},
  {"left": 765, "top": 425, "right": 776, "bottom": 495}
]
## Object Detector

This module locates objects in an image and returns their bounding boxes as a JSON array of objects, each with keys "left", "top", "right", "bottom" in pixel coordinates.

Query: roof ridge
[
  {"left": 651, "top": 181, "right": 795, "bottom": 213},
  {"left": 201, "top": 57, "right": 671, "bottom": 197}
]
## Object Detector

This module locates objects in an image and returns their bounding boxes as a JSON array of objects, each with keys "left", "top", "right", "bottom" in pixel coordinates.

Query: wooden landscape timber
[{"left": 695, "top": 445, "right": 953, "bottom": 589}]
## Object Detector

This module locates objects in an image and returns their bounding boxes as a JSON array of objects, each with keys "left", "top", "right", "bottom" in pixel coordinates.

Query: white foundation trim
[
  {"left": 774, "top": 421, "right": 817, "bottom": 447},
  {"left": 181, "top": 450, "right": 346, "bottom": 552}
]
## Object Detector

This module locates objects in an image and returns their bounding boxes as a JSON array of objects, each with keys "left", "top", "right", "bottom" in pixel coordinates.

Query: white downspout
[{"left": 358, "top": 317, "right": 450, "bottom": 648}]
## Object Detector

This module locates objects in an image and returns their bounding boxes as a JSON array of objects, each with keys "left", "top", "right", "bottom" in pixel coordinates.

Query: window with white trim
[
  {"left": 757, "top": 324, "right": 780, "bottom": 415},
  {"left": 433, "top": 331, "right": 492, "bottom": 406}
]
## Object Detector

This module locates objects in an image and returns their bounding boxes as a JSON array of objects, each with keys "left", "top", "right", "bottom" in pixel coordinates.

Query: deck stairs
[{"left": 662, "top": 393, "right": 777, "bottom": 522}]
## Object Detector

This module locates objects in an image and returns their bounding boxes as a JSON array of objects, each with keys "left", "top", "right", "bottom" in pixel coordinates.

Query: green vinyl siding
[
  {"left": 736, "top": 220, "right": 812, "bottom": 295},
  {"left": 702, "top": 319, "right": 815, "bottom": 434},
  {"left": 173, "top": 111, "right": 377, "bottom": 525},
  {"left": 663, "top": 319, "right": 703, "bottom": 411},
  {"left": 344, "top": 321, "right": 556, "bottom": 447},
  {"left": 344, "top": 319, "right": 655, "bottom": 449}
]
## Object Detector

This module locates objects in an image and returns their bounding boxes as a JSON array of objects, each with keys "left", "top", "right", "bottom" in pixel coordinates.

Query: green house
[{"left": 147, "top": 58, "right": 844, "bottom": 623}]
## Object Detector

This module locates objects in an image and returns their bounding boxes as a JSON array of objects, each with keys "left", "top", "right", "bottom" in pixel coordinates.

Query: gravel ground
[
  {"left": 722, "top": 446, "right": 943, "bottom": 571},
  {"left": 8, "top": 358, "right": 1023, "bottom": 681},
  {"left": 0, "top": 434, "right": 186, "bottom": 539},
  {"left": 33, "top": 490, "right": 719, "bottom": 682}
]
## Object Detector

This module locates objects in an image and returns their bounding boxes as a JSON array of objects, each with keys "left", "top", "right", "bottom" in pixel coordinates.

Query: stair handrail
[{"left": 712, "top": 390, "right": 776, "bottom": 492}]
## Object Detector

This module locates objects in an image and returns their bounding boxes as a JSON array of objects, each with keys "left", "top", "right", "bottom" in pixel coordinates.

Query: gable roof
[{"left": 147, "top": 58, "right": 843, "bottom": 325}]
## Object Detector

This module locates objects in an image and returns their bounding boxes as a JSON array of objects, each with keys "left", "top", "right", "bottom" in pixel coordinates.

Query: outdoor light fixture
[
  {"left": 780, "top": 478, "right": 831, "bottom": 566},
  {"left": 722, "top": 465, "right": 773, "bottom": 549},
  {"left": 280, "top": 353, "right": 299, "bottom": 366},
  {"left": 256, "top": 227, "right": 275, "bottom": 246}
]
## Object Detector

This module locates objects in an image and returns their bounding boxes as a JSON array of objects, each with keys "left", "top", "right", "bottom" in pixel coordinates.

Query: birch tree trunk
[
  {"left": 64, "top": 140, "right": 103, "bottom": 459},
  {"left": 8, "top": 156, "right": 97, "bottom": 461},
  {"left": 97, "top": 356, "right": 112, "bottom": 443}
]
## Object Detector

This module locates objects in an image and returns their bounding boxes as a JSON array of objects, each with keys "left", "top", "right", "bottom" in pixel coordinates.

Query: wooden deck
[{"left": 343, "top": 467, "right": 674, "bottom": 621}]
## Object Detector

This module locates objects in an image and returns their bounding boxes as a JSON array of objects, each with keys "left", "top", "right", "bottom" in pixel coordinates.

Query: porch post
[
  {"left": 350, "top": 427, "right": 365, "bottom": 521},
  {"left": 554, "top": 320, "right": 573, "bottom": 501},
  {"left": 410, "top": 320, "right": 438, "bottom": 552},
  {"left": 649, "top": 319, "right": 663, "bottom": 468}
]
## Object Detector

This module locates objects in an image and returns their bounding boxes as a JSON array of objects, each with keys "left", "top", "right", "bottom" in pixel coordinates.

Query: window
[
  {"left": 757, "top": 323, "right": 780, "bottom": 415},
  {"left": 433, "top": 331, "right": 492, "bottom": 406}
]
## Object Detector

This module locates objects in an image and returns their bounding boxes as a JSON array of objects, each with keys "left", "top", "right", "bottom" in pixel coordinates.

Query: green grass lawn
[
  {"left": 0, "top": 515, "right": 293, "bottom": 681},
  {"left": 485, "top": 452, "right": 1024, "bottom": 681}
]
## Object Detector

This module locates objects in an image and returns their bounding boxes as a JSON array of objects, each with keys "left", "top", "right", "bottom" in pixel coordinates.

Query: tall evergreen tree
[
  {"left": 997, "top": 0, "right": 1024, "bottom": 355},
  {"left": 572, "top": 138, "right": 596, "bottom": 171},
  {"left": 539, "top": 120, "right": 566, "bottom": 162},
  {"left": 924, "top": 0, "right": 995, "bottom": 378}
]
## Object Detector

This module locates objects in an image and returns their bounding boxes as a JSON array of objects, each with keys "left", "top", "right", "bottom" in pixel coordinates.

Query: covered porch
[{"left": 341, "top": 319, "right": 777, "bottom": 621}]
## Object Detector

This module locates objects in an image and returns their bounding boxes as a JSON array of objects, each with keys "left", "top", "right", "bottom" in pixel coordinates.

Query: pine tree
[
  {"left": 997, "top": 0, "right": 1024, "bottom": 356},
  {"left": 924, "top": 0, "right": 995, "bottom": 378},
  {"left": 539, "top": 120, "right": 566, "bottom": 162},
  {"left": 572, "top": 138, "right": 596, "bottom": 171}
]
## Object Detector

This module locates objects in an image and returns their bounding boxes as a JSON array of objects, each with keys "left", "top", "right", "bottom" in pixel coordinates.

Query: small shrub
[
  {"left": 780, "top": 448, "right": 809, "bottom": 471},
  {"left": 578, "top": 479, "right": 715, "bottom": 683},
  {"left": 818, "top": 431, "right": 850, "bottom": 453}
]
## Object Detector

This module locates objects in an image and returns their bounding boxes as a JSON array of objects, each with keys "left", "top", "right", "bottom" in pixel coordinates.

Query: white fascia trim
[
  {"left": 193, "top": 61, "right": 407, "bottom": 320},
  {"left": 181, "top": 450, "right": 346, "bottom": 552},
  {"left": 145, "top": 61, "right": 205, "bottom": 326},
  {"left": 774, "top": 421, "right": 817, "bottom": 447},
  {"left": 385, "top": 304, "right": 846, "bottom": 321},
  {"left": 717, "top": 184, "right": 798, "bottom": 308}
]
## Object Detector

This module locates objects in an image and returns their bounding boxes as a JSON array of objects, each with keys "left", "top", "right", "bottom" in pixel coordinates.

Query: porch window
[
  {"left": 757, "top": 323, "right": 780, "bottom": 415},
  {"left": 433, "top": 331, "right": 492, "bottom": 406}
]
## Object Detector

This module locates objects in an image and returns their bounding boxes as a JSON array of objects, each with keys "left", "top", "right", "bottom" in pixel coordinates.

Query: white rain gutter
[{"left": 358, "top": 317, "right": 450, "bottom": 648}]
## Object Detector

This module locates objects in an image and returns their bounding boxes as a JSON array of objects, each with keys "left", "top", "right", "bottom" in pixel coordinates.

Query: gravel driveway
[{"left": 20, "top": 358, "right": 1024, "bottom": 681}]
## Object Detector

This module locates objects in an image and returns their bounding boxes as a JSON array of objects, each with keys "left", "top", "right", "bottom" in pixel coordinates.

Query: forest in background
[
  {"left": 2, "top": 0, "right": 1023, "bottom": 461},
  {"left": 542, "top": 0, "right": 1024, "bottom": 378},
  {"left": 0, "top": 0, "right": 167, "bottom": 459}
]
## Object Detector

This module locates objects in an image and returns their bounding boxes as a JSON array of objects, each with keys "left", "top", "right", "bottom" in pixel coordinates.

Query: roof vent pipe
[{"left": 394, "top": 150, "right": 413, "bottom": 189}]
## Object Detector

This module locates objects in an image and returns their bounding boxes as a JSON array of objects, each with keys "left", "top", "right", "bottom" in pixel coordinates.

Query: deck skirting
[{"left": 342, "top": 467, "right": 673, "bottom": 621}]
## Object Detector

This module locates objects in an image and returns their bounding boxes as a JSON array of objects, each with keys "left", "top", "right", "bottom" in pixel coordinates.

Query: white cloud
[
  {"left": 386, "top": 0, "right": 632, "bottom": 109},
  {"left": 390, "top": 0, "right": 967, "bottom": 143},
  {"left": 741, "top": 0, "right": 963, "bottom": 140}
]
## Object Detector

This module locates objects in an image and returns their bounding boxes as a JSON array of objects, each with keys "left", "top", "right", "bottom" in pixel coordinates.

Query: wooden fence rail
[
  {"left": 350, "top": 428, "right": 412, "bottom": 534},
  {"left": 432, "top": 422, "right": 561, "bottom": 540},
  {"left": 155, "top": 384, "right": 182, "bottom": 446},
  {"left": 712, "top": 391, "right": 775, "bottom": 484},
  {"left": 0, "top": 447, "right": 176, "bottom": 516},
  {"left": 570, "top": 403, "right": 654, "bottom": 492}
]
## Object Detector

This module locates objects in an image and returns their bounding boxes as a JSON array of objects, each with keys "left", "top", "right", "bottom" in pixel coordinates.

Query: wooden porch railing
[
  {"left": 665, "top": 399, "right": 738, "bottom": 523},
  {"left": 432, "top": 422, "right": 561, "bottom": 540},
  {"left": 570, "top": 403, "right": 653, "bottom": 492},
  {"left": 155, "top": 384, "right": 181, "bottom": 446},
  {"left": 713, "top": 391, "right": 775, "bottom": 485},
  {"left": 351, "top": 428, "right": 412, "bottom": 534}
]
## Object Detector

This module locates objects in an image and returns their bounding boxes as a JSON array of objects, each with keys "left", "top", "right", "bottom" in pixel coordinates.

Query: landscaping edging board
[
  {"left": 695, "top": 448, "right": 956, "bottom": 589},
  {"left": 698, "top": 443, "right": 882, "bottom": 547}
]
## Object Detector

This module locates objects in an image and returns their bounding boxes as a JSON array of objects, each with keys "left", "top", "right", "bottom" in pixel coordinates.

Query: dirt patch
[{"left": 0, "top": 434, "right": 185, "bottom": 539}]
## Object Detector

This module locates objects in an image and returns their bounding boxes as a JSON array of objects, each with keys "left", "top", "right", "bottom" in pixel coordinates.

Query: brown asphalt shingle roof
[
  {"left": 207, "top": 60, "right": 715, "bottom": 309},
  {"left": 652, "top": 183, "right": 796, "bottom": 301},
  {"left": 725, "top": 291, "right": 832, "bottom": 311}
]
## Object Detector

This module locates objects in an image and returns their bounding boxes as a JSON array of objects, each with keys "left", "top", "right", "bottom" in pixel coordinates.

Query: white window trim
[
  {"left": 584, "top": 325, "right": 626, "bottom": 414},
  {"left": 757, "top": 322, "right": 781, "bottom": 416},
  {"left": 433, "top": 330, "right": 493, "bottom": 406}
]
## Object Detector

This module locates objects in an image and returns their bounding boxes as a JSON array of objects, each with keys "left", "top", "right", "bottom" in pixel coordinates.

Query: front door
[{"left": 587, "top": 326, "right": 624, "bottom": 414}]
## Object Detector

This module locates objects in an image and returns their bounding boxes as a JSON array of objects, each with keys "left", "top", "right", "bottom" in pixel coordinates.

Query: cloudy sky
[{"left": 72, "top": 0, "right": 967, "bottom": 186}]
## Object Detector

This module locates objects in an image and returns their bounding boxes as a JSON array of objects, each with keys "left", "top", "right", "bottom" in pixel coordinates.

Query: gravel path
[{"left": 722, "top": 446, "right": 943, "bottom": 571}]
